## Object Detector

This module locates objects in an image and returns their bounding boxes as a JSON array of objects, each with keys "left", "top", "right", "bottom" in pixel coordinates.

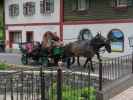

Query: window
[
  {"left": 112, "top": 0, "right": 128, "bottom": 7},
  {"left": 23, "top": 2, "right": 35, "bottom": 16},
  {"left": 117, "top": 0, "right": 128, "bottom": 7},
  {"left": 128, "top": 0, "right": 133, "bottom": 6},
  {"left": 78, "top": 0, "right": 87, "bottom": 11},
  {"left": 9, "top": 4, "right": 19, "bottom": 17},
  {"left": 11, "top": 32, "right": 22, "bottom": 43},
  {"left": 72, "top": 0, "right": 88, "bottom": 11},
  {"left": 108, "top": 29, "right": 124, "bottom": 52},
  {"left": 40, "top": 0, "right": 54, "bottom": 14},
  {"left": 26, "top": 31, "right": 33, "bottom": 42},
  {"left": 78, "top": 29, "right": 93, "bottom": 40}
]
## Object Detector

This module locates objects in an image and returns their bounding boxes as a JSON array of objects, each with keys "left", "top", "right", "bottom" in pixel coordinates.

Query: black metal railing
[
  {"left": 101, "top": 54, "right": 132, "bottom": 80},
  {"left": 0, "top": 67, "right": 95, "bottom": 100},
  {"left": 0, "top": 54, "right": 133, "bottom": 100}
]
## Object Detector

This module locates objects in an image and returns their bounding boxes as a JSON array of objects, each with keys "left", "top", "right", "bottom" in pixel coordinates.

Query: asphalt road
[{"left": 0, "top": 53, "right": 22, "bottom": 65}]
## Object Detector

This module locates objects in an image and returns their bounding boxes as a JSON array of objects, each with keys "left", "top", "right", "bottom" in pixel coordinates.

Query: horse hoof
[
  {"left": 83, "top": 65, "right": 86, "bottom": 68},
  {"left": 92, "top": 68, "right": 95, "bottom": 72},
  {"left": 67, "top": 65, "right": 70, "bottom": 69},
  {"left": 42, "top": 63, "right": 48, "bottom": 67}
]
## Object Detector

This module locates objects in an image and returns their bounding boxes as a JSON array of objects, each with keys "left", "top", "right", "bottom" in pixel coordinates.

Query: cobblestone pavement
[{"left": 110, "top": 86, "right": 133, "bottom": 100}]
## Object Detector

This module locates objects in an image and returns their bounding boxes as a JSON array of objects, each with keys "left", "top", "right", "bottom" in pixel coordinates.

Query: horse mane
[{"left": 41, "top": 31, "right": 60, "bottom": 48}]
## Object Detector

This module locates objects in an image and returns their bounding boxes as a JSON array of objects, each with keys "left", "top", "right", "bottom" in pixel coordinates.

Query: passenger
[
  {"left": 41, "top": 31, "right": 61, "bottom": 54},
  {"left": 26, "top": 42, "right": 33, "bottom": 53}
]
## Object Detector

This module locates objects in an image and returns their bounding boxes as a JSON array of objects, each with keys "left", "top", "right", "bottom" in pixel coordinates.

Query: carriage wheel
[{"left": 21, "top": 55, "right": 28, "bottom": 65}]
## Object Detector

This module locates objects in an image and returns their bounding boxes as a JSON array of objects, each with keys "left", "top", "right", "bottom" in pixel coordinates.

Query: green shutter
[
  {"left": 86, "top": 0, "right": 91, "bottom": 9},
  {"left": 128, "top": 0, "right": 133, "bottom": 6}
]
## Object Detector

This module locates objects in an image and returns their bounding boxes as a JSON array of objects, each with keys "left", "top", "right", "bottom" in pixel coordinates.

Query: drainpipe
[
  {"left": 60, "top": 0, "right": 64, "bottom": 41},
  {"left": 2, "top": 0, "right": 5, "bottom": 40}
]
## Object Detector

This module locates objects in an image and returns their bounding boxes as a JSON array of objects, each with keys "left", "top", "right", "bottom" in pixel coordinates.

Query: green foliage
[
  {"left": 49, "top": 83, "right": 96, "bottom": 100},
  {"left": 0, "top": 30, "right": 3, "bottom": 40},
  {"left": 0, "top": 61, "right": 9, "bottom": 70},
  {"left": 0, "top": 16, "right": 4, "bottom": 40}
]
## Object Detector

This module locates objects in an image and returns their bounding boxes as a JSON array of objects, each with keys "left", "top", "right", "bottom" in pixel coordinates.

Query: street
[{"left": 0, "top": 53, "right": 21, "bottom": 65}]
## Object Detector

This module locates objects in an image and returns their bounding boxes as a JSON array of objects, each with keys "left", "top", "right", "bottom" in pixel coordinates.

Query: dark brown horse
[{"left": 64, "top": 33, "right": 111, "bottom": 71}]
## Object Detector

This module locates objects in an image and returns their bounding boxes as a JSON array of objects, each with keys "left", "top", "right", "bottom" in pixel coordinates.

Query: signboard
[{"left": 111, "top": 42, "right": 123, "bottom": 52}]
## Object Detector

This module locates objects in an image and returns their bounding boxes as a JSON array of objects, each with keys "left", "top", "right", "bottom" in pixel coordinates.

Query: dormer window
[{"left": 9, "top": 4, "right": 19, "bottom": 17}]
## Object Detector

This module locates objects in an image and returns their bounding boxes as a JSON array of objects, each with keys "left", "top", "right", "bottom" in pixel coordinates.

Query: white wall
[
  {"left": 5, "top": 0, "right": 60, "bottom": 24},
  {"left": 63, "top": 23, "right": 133, "bottom": 57},
  {"left": 6, "top": 25, "right": 60, "bottom": 48},
  {"left": 4, "top": 0, "right": 133, "bottom": 57}
]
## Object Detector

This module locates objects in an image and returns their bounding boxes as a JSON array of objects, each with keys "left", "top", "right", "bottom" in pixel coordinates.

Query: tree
[{"left": 0, "top": 0, "right": 4, "bottom": 40}]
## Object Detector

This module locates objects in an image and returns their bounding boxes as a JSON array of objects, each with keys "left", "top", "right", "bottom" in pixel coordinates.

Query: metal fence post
[
  {"left": 99, "top": 60, "right": 103, "bottom": 91},
  {"left": 57, "top": 62, "right": 63, "bottom": 100},
  {"left": 4, "top": 79, "right": 7, "bottom": 100},
  {"left": 20, "top": 71, "right": 23, "bottom": 100},
  {"left": 132, "top": 50, "right": 133, "bottom": 74},
  {"left": 10, "top": 76, "right": 14, "bottom": 100},
  {"left": 40, "top": 66, "right": 45, "bottom": 100}
]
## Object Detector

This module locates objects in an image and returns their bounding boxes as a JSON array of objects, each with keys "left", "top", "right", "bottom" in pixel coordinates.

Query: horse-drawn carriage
[
  {"left": 19, "top": 31, "right": 111, "bottom": 69},
  {"left": 19, "top": 32, "right": 65, "bottom": 66}
]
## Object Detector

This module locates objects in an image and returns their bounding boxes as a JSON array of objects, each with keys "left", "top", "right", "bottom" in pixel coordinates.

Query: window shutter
[
  {"left": 23, "top": 3, "right": 26, "bottom": 15},
  {"left": 33, "top": 2, "right": 35, "bottom": 15},
  {"left": 44, "top": 0, "right": 46, "bottom": 13},
  {"left": 16, "top": 5, "right": 19, "bottom": 16},
  {"left": 86, "top": 0, "right": 90, "bottom": 9},
  {"left": 40, "top": 0, "right": 45, "bottom": 14},
  {"left": 128, "top": 0, "right": 133, "bottom": 6},
  {"left": 72, "top": 0, "right": 77, "bottom": 10},
  {"left": 9, "top": 5, "right": 11, "bottom": 16},
  {"left": 50, "top": 0, "right": 54, "bottom": 13}
]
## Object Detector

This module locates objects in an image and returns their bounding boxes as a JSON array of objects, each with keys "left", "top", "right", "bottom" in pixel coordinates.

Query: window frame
[
  {"left": 11, "top": 31, "right": 22, "bottom": 44},
  {"left": 112, "top": 0, "right": 128, "bottom": 8},
  {"left": 72, "top": 0, "right": 89, "bottom": 11},
  {"left": 23, "top": 2, "right": 36, "bottom": 16},
  {"left": 9, "top": 4, "right": 19, "bottom": 17},
  {"left": 77, "top": 0, "right": 87, "bottom": 11},
  {"left": 117, "top": 0, "right": 128, "bottom": 7},
  {"left": 40, "top": 0, "right": 54, "bottom": 15}
]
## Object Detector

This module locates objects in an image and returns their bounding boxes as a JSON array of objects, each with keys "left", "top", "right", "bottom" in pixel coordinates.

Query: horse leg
[
  {"left": 66, "top": 57, "right": 70, "bottom": 68},
  {"left": 71, "top": 56, "right": 75, "bottom": 65},
  {"left": 83, "top": 57, "right": 89, "bottom": 68},
  {"left": 96, "top": 52, "right": 102, "bottom": 61},
  {"left": 90, "top": 59, "right": 94, "bottom": 72},
  {"left": 77, "top": 56, "right": 80, "bottom": 66},
  {"left": 66, "top": 57, "right": 75, "bottom": 69}
]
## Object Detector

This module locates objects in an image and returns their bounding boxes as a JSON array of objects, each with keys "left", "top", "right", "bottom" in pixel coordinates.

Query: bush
[
  {"left": 49, "top": 83, "right": 96, "bottom": 100},
  {"left": 0, "top": 62, "right": 9, "bottom": 70}
]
